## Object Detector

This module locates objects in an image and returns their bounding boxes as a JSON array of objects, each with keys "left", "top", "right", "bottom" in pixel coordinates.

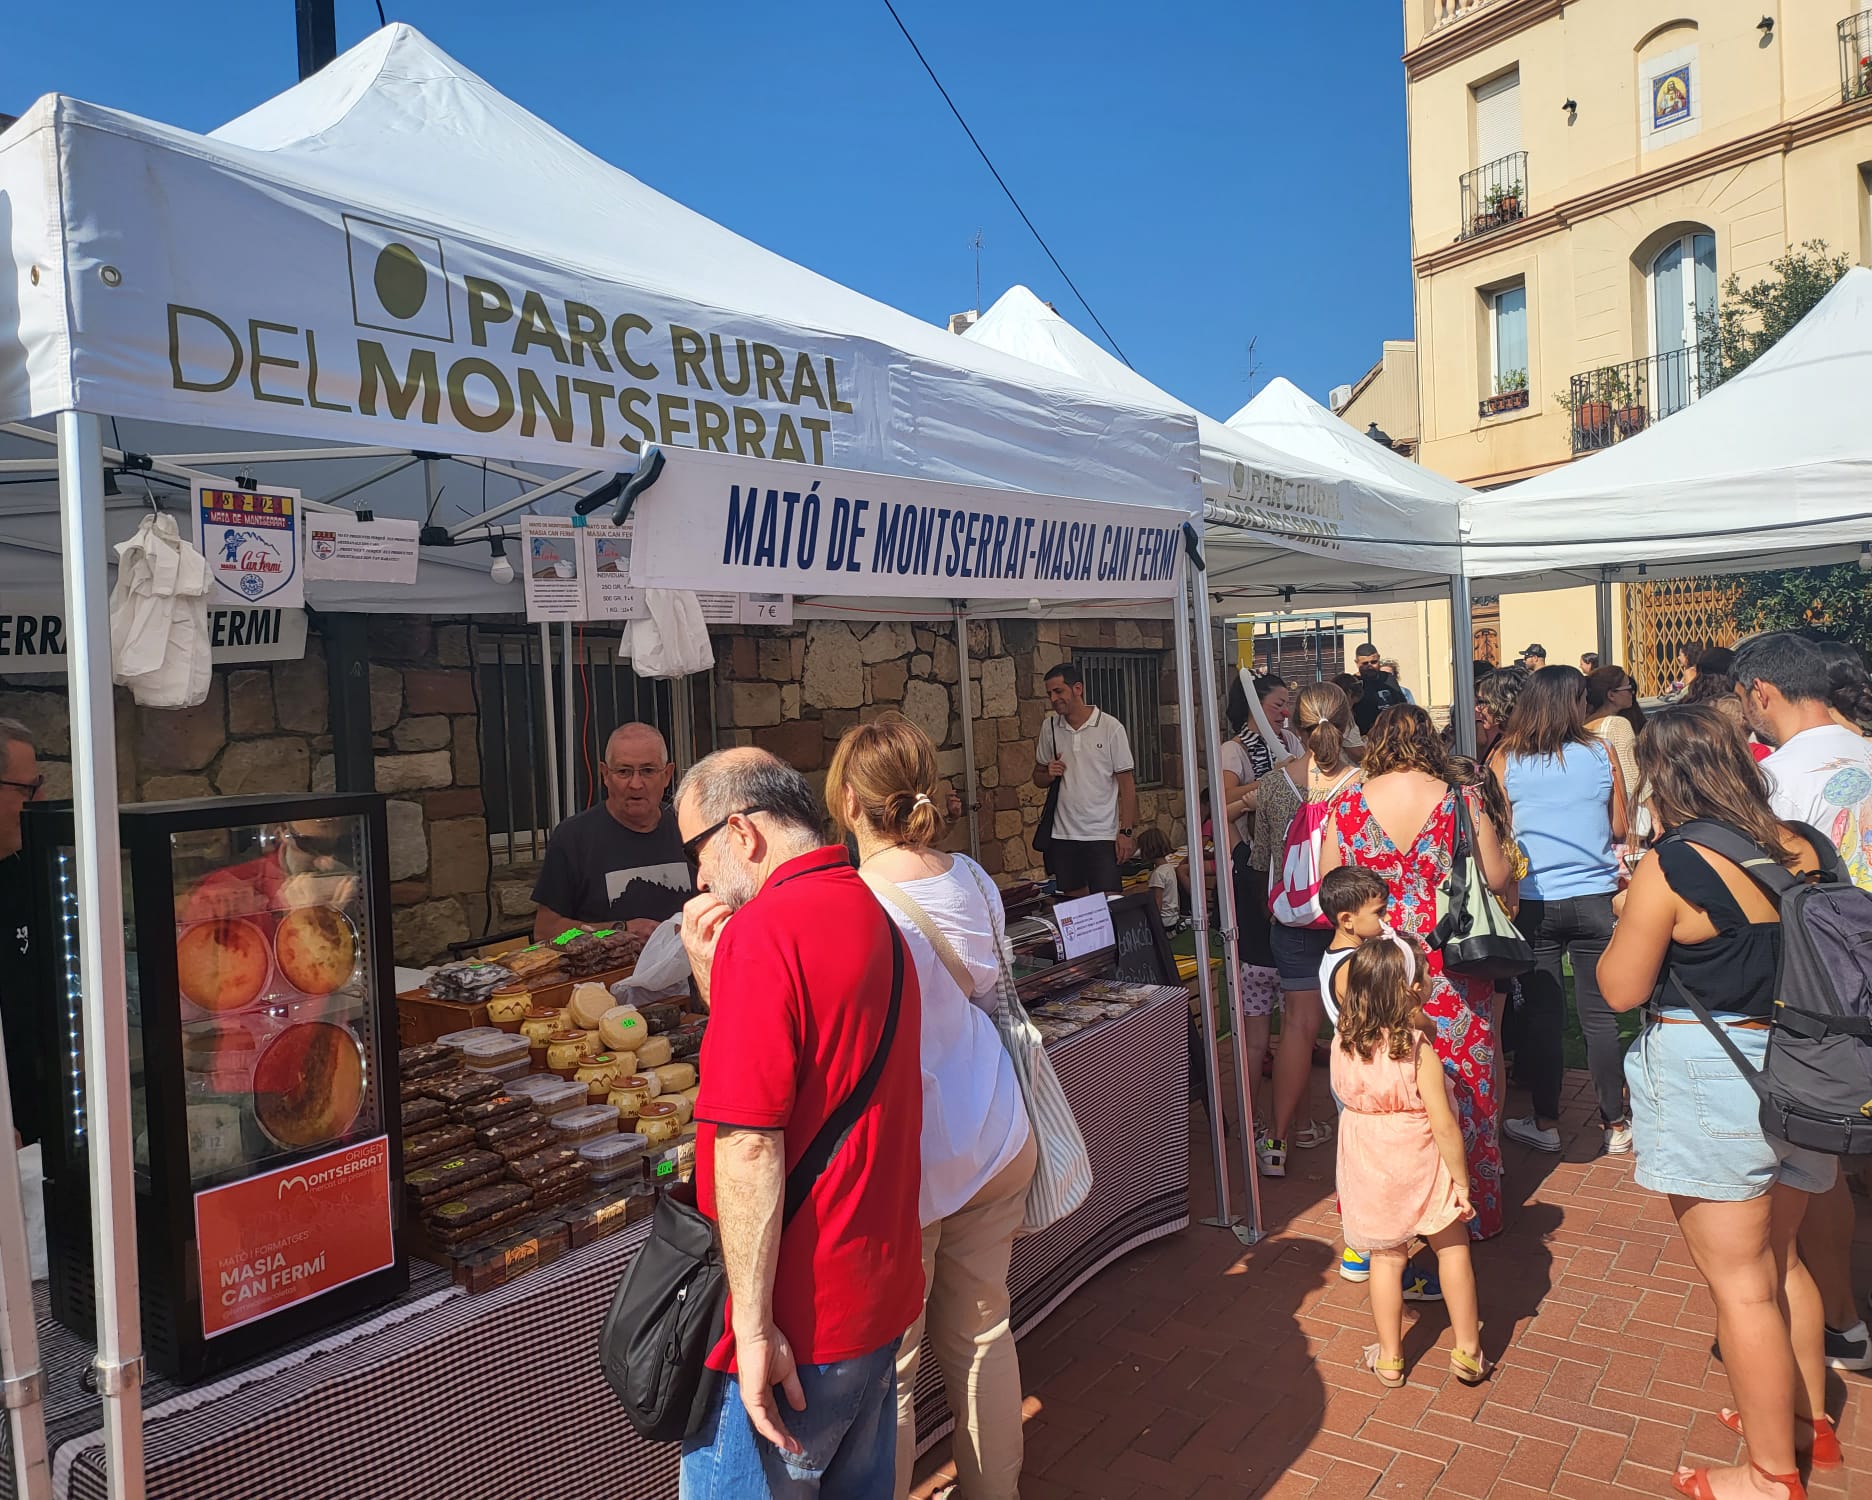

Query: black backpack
[
  {"left": 1662, "top": 819, "right": 1872, "bottom": 1157},
  {"left": 599, "top": 923, "right": 906, "bottom": 1441}
]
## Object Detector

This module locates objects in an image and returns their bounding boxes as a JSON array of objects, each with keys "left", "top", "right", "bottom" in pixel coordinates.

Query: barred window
[
  {"left": 1073, "top": 650, "right": 1164, "bottom": 787},
  {"left": 476, "top": 628, "right": 702, "bottom": 865}
]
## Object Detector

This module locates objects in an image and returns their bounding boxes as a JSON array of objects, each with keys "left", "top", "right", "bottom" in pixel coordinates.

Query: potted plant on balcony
[
  {"left": 1482, "top": 369, "right": 1529, "bottom": 417},
  {"left": 1608, "top": 370, "right": 1647, "bottom": 436},
  {"left": 1557, "top": 376, "right": 1614, "bottom": 447},
  {"left": 1496, "top": 179, "right": 1523, "bottom": 222},
  {"left": 1859, "top": 53, "right": 1872, "bottom": 100}
]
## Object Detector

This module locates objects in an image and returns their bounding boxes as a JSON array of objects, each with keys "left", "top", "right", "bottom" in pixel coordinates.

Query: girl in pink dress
[
  {"left": 1322, "top": 706, "right": 1511, "bottom": 1240},
  {"left": 1333, "top": 939, "right": 1487, "bottom": 1389}
]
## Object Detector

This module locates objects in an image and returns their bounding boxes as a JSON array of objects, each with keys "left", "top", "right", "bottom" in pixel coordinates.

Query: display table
[{"left": 5, "top": 986, "right": 1189, "bottom": 1499}]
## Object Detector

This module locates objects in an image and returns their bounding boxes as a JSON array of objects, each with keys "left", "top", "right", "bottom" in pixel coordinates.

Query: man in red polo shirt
[{"left": 675, "top": 747, "right": 923, "bottom": 1498}]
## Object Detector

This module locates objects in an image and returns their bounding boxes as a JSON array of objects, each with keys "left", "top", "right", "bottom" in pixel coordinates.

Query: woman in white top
[{"left": 828, "top": 714, "right": 1035, "bottom": 1500}]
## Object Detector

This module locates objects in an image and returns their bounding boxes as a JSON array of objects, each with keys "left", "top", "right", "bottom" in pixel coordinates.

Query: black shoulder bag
[
  {"left": 599, "top": 921, "right": 908, "bottom": 1442},
  {"left": 1033, "top": 714, "right": 1061, "bottom": 860}
]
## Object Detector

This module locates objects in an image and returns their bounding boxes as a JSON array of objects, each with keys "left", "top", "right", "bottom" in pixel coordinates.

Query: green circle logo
[{"left": 373, "top": 243, "right": 428, "bottom": 320}]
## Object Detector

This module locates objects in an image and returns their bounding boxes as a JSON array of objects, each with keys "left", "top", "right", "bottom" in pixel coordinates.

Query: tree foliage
[{"left": 1700, "top": 241, "right": 1864, "bottom": 650}]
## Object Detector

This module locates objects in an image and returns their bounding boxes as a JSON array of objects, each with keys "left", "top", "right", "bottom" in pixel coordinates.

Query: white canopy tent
[
  {"left": 1467, "top": 267, "right": 1872, "bottom": 588},
  {"left": 964, "top": 288, "right": 1468, "bottom": 605},
  {"left": 0, "top": 26, "right": 1262, "bottom": 1497}
]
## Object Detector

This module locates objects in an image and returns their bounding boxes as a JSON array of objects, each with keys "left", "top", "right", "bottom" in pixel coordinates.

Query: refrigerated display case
[{"left": 24, "top": 793, "right": 407, "bottom": 1384}]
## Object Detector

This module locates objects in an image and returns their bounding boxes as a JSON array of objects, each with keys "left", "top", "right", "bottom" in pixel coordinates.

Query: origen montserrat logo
[{"left": 343, "top": 213, "right": 454, "bottom": 343}]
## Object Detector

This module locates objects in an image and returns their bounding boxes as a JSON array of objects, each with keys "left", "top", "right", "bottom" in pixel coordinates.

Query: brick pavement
[{"left": 913, "top": 1066, "right": 1870, "bottom": 1499}]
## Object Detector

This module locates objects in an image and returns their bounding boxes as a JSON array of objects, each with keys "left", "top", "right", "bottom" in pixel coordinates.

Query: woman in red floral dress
[{"left": 1323, "top": 706, "right": 1514, "bottom": 1240}]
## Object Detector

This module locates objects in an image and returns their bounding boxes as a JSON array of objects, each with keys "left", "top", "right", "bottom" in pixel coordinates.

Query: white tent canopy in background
[
  {"left": 0, "top": 24, "right": 1203, "bottom": 617},
  {"left": 963, "top": 287, "right": 1466, "bottom": 603},
  {"left": 1466, "top": 266, "right": 1872, "bottom": 586}
]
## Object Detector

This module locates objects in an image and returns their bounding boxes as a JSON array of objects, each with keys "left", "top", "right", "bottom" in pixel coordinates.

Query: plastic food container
[
  {"left": 579, "top": 1132, "right": 649, "bottom": 1186},
  {"left": 478, "top": 1057, "right": 530, "bottom": 1083},
  {"left": 505, "top": 1075, "right": 588, "bottom": 1118},
  {"left": 461, "top": 1034, "right": 530, "bottom": 1072},
  {"left": 436, "top": 1026, "right": 502, "bottom": 1057},
  {"left": 548, "top": 1103, "right": 621, "bottom": 1147}
]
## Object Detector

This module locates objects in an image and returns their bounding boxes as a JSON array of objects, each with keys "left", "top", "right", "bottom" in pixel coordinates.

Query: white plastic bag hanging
[
  {"left": 608, "top": 917, "right": 693, "bottom": 1004},
  {"left": 110, "top": 512, "right": 213, "bottom": 708},
  {"left": 626, "top": 588, "right": 715, "bottom": 678}
]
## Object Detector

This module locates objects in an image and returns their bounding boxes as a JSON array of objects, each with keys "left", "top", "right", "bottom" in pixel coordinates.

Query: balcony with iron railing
[
  {"left": 1459, "top": 153, "right": 1528, "bottom": 240},
  {"left": 1564, "top": 342, "right": 1719, "bottom": 455},
  {"left": 1841, "top": 10, "right": 1872, "bottom": 103}
]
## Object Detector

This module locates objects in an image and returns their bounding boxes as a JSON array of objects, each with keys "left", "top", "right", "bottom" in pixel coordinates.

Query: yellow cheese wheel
[
  {"left": 649, "top": 1063, "right": 696, "bottom": 1095},
  {"left": 599, "top": 1006, "right": 649, "bottom": 1054},
  {"left": 569, "top": 982, "right": 614, "bottom": 1030},
  {"left": 634, "top": 1035, "right": 673, "bottom": 1070}
]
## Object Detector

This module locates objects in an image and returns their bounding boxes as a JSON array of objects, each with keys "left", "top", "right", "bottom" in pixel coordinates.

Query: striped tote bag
[{"left": 963, "top": 863, "right": 1093, "bottom": 1230}]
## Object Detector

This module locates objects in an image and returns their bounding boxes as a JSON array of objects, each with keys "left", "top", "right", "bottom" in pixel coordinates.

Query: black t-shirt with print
[
  {"left": 531, "top": 804, "right": 692, "bottom": 927},
  {"left": 0, "top": 852, "right": 45, "bottom": 1145},
  {"left": 1352, "top": 670, "right": 1406, "bottom": 733}
]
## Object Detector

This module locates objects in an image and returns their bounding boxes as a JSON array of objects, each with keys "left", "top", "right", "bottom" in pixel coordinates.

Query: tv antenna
[
  {"left": 971, "top": 229, "right": 984, "bottom": 316},
  {"left": 1244, "top": 334, "right": 1265, "bottom": 399}
]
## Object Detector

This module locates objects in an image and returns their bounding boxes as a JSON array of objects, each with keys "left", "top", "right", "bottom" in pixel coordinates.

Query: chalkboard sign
[{"left": 1105, "top": 889, "right": 1178, "bottom": 985}]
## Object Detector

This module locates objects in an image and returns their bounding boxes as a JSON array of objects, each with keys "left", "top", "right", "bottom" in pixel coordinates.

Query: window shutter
[{"left": 1474, "top": 69, "right": 1522, "bottom": 166}]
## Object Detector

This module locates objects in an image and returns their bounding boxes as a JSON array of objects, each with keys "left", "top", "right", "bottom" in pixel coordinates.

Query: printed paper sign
[
  {"left": 195, "top": 481, "right": 304, "bottom": 610},
  {"left": 304, "top": 514, "right": 421, "bottom": 585},
  {"left": 742, "top": 594, "right": 793, "bottom": 625},
  {"left": 628, "top": 446, "right": 1186, "bottom": 603},
  {"left": 578, "top": 520, "right": 646, "bottom": 621},
  {"left": 521, "top": 515, "right": 586, "bottom": 622},
  {"left": 194, "top": 1134, "right": 395, "bottom": 1339},
  {"left": 1055, "top": 893, "right": 1117, "bottom": 959}
]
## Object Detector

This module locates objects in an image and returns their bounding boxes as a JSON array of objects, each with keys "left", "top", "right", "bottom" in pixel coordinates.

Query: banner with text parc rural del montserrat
[
  {"left": 40, "top": 127, "right": 888, "bottom": 473},
  {"left": 629, "top": 447, "right": 1187, "bottom": 602}
]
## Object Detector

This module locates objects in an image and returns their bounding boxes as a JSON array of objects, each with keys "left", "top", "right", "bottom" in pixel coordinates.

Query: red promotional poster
[{"left": 194, "top": 1135, "right": 395, "bottom": 1339}]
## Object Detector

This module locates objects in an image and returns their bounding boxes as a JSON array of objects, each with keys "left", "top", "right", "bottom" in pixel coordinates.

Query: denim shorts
[
  {"left": 1269, "top": 921, "right": 1333, "bottom": 990},
  {"left": 1625, "top": 1020, "right": 1839, "bottom": 1201}
]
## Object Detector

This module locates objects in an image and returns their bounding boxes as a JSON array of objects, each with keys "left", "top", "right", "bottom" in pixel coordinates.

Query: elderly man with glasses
[
  {"left": 0, "top": 717, "right": 46, "bottom": 1145},
  {"left": 531, "top": 721, "right": 693, "bottom": 941}
]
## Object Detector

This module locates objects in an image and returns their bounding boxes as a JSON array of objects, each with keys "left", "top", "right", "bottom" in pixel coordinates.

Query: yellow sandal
[
  {"left": 1363, "top": 1343, "right": 1405, "bottom": 1388},
  {"left": 1450, "top": 1344, "right": 1491, "bottom": 1385}
]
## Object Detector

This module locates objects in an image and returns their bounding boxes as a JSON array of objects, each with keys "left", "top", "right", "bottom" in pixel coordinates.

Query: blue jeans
[{"left": 680, "top": 1342, "right": 898, "bottom": 1500}]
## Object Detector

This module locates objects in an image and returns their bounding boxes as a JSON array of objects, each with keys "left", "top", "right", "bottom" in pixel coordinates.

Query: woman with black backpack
[{"left": 1598, "top": 704, "right": 1839, "bottom": 1498}]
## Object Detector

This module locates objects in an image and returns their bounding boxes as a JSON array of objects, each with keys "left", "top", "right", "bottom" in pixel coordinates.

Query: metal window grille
[
  {"left": 1074, "top": 649, "right": 1164, "bottom": 787},
  {"left": 475, "top": 627, "right": 695, "bottom": 865}
]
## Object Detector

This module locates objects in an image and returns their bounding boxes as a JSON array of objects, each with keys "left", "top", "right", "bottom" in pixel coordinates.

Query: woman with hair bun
[
  {"left": 827, "top": 714, "right": 1034, "bottom": 1500},
  {"left": 1322, "top": 705, "right": 1513, "bottom": 1241},
  {"left": 1814, "top": 638, "right": 1872, "bottom": 736},
  {"left": 1251, "top": 681, "right": 1360, "bottom": 1178}
]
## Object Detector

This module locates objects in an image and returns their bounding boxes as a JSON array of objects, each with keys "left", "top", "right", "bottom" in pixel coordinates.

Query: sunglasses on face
[{"left": 682, "top": 807, "right": 760, "bottom": 871}]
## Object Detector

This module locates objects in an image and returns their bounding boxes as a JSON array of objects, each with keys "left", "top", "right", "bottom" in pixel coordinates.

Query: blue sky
[{"left": 4, "top": 1, "right": 1414, "bottom": 416}]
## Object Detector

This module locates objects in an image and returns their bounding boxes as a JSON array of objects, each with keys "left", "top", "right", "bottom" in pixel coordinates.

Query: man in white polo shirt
[{"left": 1032, "top": 661, "right": 1138, "bottom": 897}]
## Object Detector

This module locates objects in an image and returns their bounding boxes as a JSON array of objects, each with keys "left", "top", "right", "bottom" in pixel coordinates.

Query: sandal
[
  {"left": 1450, "top": 1344, "right": 1491, "bottom": 1386},
  {"left": 1362, "top": 1343, "right": 1405, "bottom": 1388},
  {"left": 1671, "top": 1462, "right": 1805, "bottom": 1499},
  {"left": 1716, "top": 1408, "right": 1841, "bottom": 1470},
  {"left": 1293, "top": 1118, "right": 1335, "bottom": 1150}
]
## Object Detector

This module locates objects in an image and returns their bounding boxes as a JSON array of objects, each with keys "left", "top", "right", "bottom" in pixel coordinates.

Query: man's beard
[{"left": 712, "top": 858, "right": 762, "bottom": 912}]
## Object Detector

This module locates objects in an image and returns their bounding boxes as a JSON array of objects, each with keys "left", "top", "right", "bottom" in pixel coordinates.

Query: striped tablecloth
[{"left": 7, "top": 985, "right": 1190, "bottom": 1499}]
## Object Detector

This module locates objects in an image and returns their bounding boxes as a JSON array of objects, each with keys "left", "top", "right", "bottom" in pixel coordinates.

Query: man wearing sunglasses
[
  {"left": 673, "top": 748, "right": 923, "bottom": 1499},
  {"left": 532, "top": 722, "right": 692, "bottom": 942},
  {"left": 0, "top": 718, "right": 46, "bottom": 1145}
]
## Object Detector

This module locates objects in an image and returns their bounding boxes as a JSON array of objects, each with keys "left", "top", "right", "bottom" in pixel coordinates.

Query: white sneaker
[
  {"left": 1503, "top": 1116, "right": 1561, "bottom": 1153},
  {"left": 1604, "top": 1121, "right": 1634, "bottom": 1155}
]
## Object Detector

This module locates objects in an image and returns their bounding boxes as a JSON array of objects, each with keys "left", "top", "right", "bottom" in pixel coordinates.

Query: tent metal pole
[
  {"left": 562, "top": 621, "right": 578, "bottom": 817},
  {"left": 55, "top": 411, "right": 146, "bottom": 1500},
  {"left": 0, "top": 1023, "right": 52, "bottom": 1500},
  {"left": 446, "top": 467, "right": 601, "bottom": 540},
  {"left": 1172, "top": 575, "right": 1234, "bottom": 1228},
  {"left": 313, "top": 456, "right": 419, "bottom": 508},
  {"left": 1595, "top": 574, "right": 1614, "bottom": 664},
  {"left": 539, "top": 622, "right": 562, "bottom": 829},
  {"left": 954, "top": 606, "right": 981, "bottom": 861},
  {"left": 1190, "top": 553, "right": 1263, "bottom": 1243},
  {"left": 1450, "top": 578, "right": 1477, "bottom": 758}
]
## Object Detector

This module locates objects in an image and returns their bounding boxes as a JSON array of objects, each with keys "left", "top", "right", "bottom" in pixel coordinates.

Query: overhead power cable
[{"left": 881, "top": 0, "right": 1133, "bottom": 368}]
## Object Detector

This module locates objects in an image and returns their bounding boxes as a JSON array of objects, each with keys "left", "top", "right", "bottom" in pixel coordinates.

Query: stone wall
[
  {"left": 714, "top": 616, "right": 1187, "bottom": 880},
  {"left": 1, "top": 616, "right": 492, "bottom": 967}
]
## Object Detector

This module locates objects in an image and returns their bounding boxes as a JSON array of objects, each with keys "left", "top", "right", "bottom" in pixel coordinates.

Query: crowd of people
[{"left": 1221, "top": 632, "right": 1872, "bottom": 1500}]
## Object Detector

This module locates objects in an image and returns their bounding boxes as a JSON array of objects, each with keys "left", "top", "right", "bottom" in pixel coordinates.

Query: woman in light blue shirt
[{"left": 1489, "top": 667, "right": 1629, "bottom": 1156}]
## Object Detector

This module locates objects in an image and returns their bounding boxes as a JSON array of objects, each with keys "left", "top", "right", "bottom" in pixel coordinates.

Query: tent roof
[
  {"left": 0, "top": 25, "right": 1203, "bottom": 613},
  {"left": 964, "top": 287, "right": 1463, "bottom": 604},
  {"left": 1466, "top": 266, "right": 1872, "bottom": 583},
  {"left": 1225, "top": 377, "right": 1471, "bottom": 508}
]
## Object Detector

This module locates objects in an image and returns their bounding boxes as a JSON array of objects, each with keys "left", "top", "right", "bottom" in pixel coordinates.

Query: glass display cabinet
[{"left": 24, "top": 793, "right": 407, "bottom": 1383}]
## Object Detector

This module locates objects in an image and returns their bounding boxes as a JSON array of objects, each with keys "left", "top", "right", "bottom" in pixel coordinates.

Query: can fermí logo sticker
[{"left": 196, "top": 484, "right": 303, "bottom": 610}]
